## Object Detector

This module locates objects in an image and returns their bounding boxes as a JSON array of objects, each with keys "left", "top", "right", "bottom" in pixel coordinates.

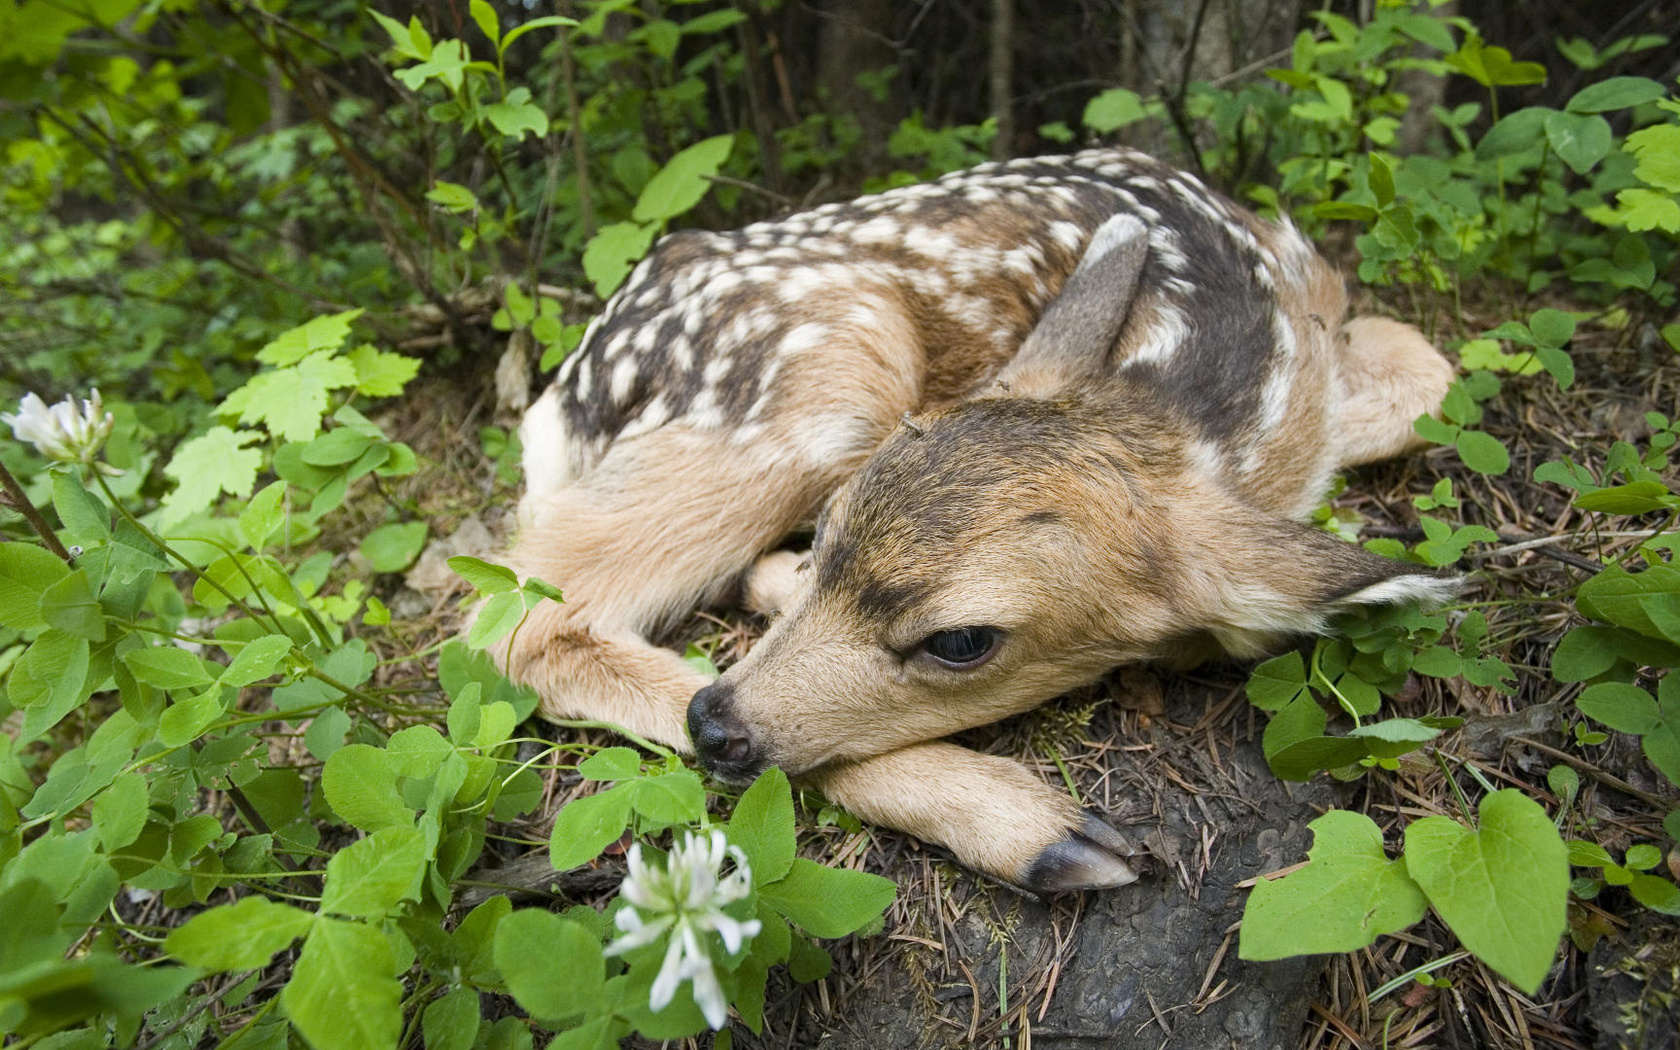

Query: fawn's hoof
[{"left": 1019, "top": 810, "right": 1140, "bottom": 894}]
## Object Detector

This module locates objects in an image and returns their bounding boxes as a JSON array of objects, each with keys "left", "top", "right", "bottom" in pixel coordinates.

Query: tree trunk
[{"left": 815, "top": 0, "right": 899, "bottom": 173}]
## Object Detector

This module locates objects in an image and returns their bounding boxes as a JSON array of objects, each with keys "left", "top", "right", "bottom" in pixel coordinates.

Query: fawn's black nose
[{"left": 687, "top": 682, "right": 757, "bottom": 781}]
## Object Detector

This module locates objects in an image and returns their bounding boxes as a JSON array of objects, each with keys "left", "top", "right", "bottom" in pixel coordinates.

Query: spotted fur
[{"left": 502, "top": 148, "right": 1455, "bottom": 894}]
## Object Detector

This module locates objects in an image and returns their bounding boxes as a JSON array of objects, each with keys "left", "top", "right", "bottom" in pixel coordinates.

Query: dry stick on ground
[{"left": 1510, "top": 735, "right": 1673, "bottom": 808}]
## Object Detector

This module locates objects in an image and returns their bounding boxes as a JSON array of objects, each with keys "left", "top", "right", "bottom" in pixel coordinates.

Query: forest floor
[{"left": 375, "top": 273, "right": 1680, "bottom": 1050}]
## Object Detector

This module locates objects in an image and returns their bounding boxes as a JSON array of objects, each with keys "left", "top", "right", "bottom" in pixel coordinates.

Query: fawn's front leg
[{"left": 804, "top": 743, "right": 1139, "bottom": 894}]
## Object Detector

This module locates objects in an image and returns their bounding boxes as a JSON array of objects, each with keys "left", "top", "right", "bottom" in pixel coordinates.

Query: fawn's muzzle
[{"left": 687, "top": 682, "right": 759, "bottom": 782}]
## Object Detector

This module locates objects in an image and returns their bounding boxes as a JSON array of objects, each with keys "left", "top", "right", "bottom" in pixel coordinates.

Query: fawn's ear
[
  {"left": 1195, "top": 518, "right": 1459, "bottom": 658},
  {"left": 997, "top": 213, "right": 1148, "bottom": 394}
]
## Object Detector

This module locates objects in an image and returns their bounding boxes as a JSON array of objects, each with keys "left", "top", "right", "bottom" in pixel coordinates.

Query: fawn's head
[{"left": 688, "top": 215, "right": 1454, "bottom": 781}]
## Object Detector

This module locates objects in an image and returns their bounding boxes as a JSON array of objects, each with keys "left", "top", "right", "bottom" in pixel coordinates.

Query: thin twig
[{"left": 0, "top": 459, "right": 74, "bottom": 562}]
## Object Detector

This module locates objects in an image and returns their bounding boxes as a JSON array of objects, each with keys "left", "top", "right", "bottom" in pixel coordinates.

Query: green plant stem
[
  {"left": 0, "top": 458, "right": 74, "bottom": 562},
  {"left": 92, "top": 471, "right": 284, "bottom": 636},
  {"left": 1310, "top": 644, "right": 1362, "bottom": 726},
  {"left": 1433, "top": 748, "right": 1475, "bottom": 823},
  {"left": 1522, "top": 140, "right": 1552, "bottom": 297},
  {"left": 1615, "top": 507, "right": 1679, "bottom": 567},
  {"left": 307, "top": 666, "right": 407, "bottom": 714},
  {"left": 186, "top": 532, "right": 287, "bottom": 631},
  {"left": 1048, "top": 745, "right": 1082, "bottom": 806},
  {"left": 1369, "top": 950, "right": 1470, "bottom": 1001},
  {"left": 210, "top": 987, "right": 281, "bottom": 1046},
  {"left": 548, "top": 719, "right": 676, "bottom": 758}
]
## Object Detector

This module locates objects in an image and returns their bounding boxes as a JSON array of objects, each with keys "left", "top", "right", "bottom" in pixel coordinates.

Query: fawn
[{"left": 502, "top": 148, "right": 1454, "bottom": 894}]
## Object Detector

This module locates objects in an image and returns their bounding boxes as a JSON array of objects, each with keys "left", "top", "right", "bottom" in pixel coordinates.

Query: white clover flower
[
  {"left": 606, "top": 829, "right": 761, "bottom": 1029},
  {"left": 2, "top": 390, "right": 117, "bottom": 470}
]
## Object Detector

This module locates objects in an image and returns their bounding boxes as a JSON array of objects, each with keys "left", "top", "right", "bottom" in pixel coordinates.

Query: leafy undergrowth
[{"left": 4, "top": 0, "right": 1680, "bottom": 1047}]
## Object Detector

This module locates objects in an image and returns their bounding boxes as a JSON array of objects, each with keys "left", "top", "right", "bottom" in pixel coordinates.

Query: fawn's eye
[{"left": 918, "top": 627, "right": 1001, "bottom": 670}]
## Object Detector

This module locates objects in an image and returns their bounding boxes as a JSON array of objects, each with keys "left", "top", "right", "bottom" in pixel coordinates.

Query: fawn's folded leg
[{"left": 803, "top": 742, "right": 1139, "bottom": 894}]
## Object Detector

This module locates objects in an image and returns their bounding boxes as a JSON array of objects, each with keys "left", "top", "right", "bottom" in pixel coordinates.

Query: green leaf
[
  {"left": 220, "top": 352, "right": 359, "bottom": 443},
  {"left": 222, "top": 635, "right": 295, "bottom": 688},
  {"left": 1413, "top": 414, "right": 1460, "bottom": 446},
  {"left": 788, "top": 933, "right": 832, "bottom": 982},
  {"left": 160, "top": 426, "right": 263, "bottom": 526},
  {"left": 1082, "top": 88, "right": 1149, "bottom": 132},
  {"left": 1625, "top": 843, "right": 1661, "bottom": 871},
  {"left": 165, "top": 896, "right": 314, "bottom": 971},
  {"left": 305, "top": 707, "right": 352, "bottom": 762},
  {"left": 1263, "top": 691, "right": 1326, "bottom": 760},
  {"left": 447, "top": 681, "right": 483, "bottom": 745},
  {"left": 1411, "top": 645, "right": 1463, "bottom": 677},
  {"left": 549, "top": 785, "right": 634, "bottom": 870},
  {"left": 320, "top": 826, "right": 425, "bottom": 919},
  {"left": 283, "top": 918, "right": 402, "bottom": 1050},
  {"left": 453, "top": 896, "right": 511, "bottom": 982},
  {"left": 1528, "top": 309, "right": 1577, "bottom": 348},
  {"left": 1627, "top": 124, "right": 1680, "bottom": 194},
  {"left": 323, "top": 745, "right": 415, "bottom": 832},
  {"left": 1267, "top": 735, "right": 1373, "bottom": 781},
  {"left": 1533, "top": 346, "right": 1575, "bottom": 389},
  {"left": 759, "top": 858, "right": 896, "bottom": 938},
  {"left": 422, "top": 987, "right": 481, "bottom": 1050},
  {"left": 1551, "top": 625, "right": 1620, "bottom": 681},
  {"left": 1548, "top": 765, "right": 1580, "bottom": 807},
  {"left": 257, "top": 310, "right": 363, "bottom": 366},
  {"left": 1368, "top": 153, "right": 1395, "bottom": 207},
  {"left": 123, "top": 645, "right": 214, "bottom": 691},
  {"left": 1578, "top": 563, "right": 1680, "bottom": 641},
  {"left": 577, "top": 746, "right": 641, "bottom": 781},
  {"left": 1629, "top": 874, "right": 1680, "bottom": 915},
  {"left": 361, "top": 521, "right": 428, "bottom": 573},
  {"left": 1240, "top": 810, "right": 1427, "bottom": 959},
  {"left": 466, "top": 591, "right": 525, "bottom": 648},
  {"left": 500, "top": 15, "right": 575, "bottom": 53},
  {"left": 157, "top": 686, "right": 227, "bottom": 747},
  {"left": 492, "top": 910, "right": 605, "bottom": 1020},
  {"left": 10, "top": 629, "right": 91, "bottom": 729},
  {"left": 91, "top": 771, "right": 148, "bottom": 851},
  {"left": 632, "top": 134, "right": 734, "bottom": 224},
  {"left": 582, "top": 221, "right": 657, "bottom": 299},
  {"left": 522, "top": 576, "right": 564, "bottom": 604},
  {"left": 1247, "top": 652, "right": 1308, "bottom": 711},
  {"left": 727, "top": 767, "right": 796, "bottom": 884},
  {"left": 1455, "top": 429, "right": 1510, "bottom": 475},
  {"left": 1403, "top": 790, "right": 1567, "bottom": 994},
  {"left": 426, "top": 181, "right": 478, "bottom": 214},
  {"left": 1567, "top": 839, "right": 1614, "bottom": 867},
  {"left": 368, "top": 9, "right": 426, "bottom": 59},
  {"left": 1347, "top": 717, "right": 1443, "bottom": 759},
  {"left": 629, "top": 770, "right": 706, "bottom": 826},
  {"left": 346, "top": 345, "right": 422, "bottom": 398},
  {"left": 1475, "top": 106, "right": 1548, "bottom": 161},
  {"left": 52, "top": 471, "right": 110, "bottom": 547},
  {"left": 1643, "top": 675, "right": 1680, "bottom": 785},
  {"left": 1566, "top": 76, "right": 1667, "bottom": 113},
  {"left": 240, "top": 481, "right": 286, "bottom": 551},
  {"left": 473, "top": 701, "right": 517, "bottom": 749},
  {"left": 300, "top": 428, "right": 375, "bottom": 468},
  {"left": 469, "top": 0, "right": 499, "bottom": 45},
  {"left": 1573, "top": 482, "right": 1674, "bottom": 515},
  {"left": 483, "top": 92, "right": 549, "bottom": 140},
  {"left": 1543, "top": 110, "right": 1612, "bottom": 175},
  {"left": 448, "top": 555, "right": 518, "bottom": 594},
  {"left": 38, "top": 570, "right": 105, "bottom": 641},
  {"left": 0, "top": 541, "right": 70, "bottom": 631},
  {"left": 1312, "top": 201, "right": 1380, "bottom": 222}
]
